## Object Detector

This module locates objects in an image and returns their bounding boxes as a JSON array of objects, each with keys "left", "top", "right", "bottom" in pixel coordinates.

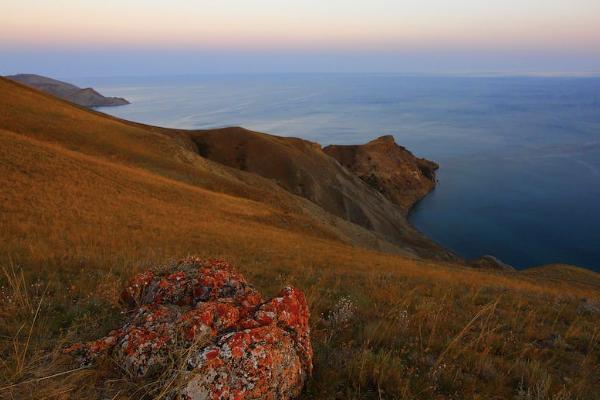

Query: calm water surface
[{"left": 73, "top": 74, "right": 600, "bottom": 271}]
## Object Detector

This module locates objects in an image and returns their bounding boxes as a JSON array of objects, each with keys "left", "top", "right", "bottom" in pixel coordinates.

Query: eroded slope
[{"left": 181, "top": 128, "right": 454, "bottom": 260}]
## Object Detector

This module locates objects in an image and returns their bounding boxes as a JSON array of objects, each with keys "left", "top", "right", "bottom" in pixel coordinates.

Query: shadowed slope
[{"left": 180, "top": 128, "right": 455, "bottom": 260}]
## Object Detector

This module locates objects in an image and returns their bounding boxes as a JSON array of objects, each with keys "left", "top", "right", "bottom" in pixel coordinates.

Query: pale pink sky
[
  {"left": 2, "top": 0, "right": 599, "bottom": 75},
  {"left": 3, "top": 0, "right": 600, "bottom": 51}
]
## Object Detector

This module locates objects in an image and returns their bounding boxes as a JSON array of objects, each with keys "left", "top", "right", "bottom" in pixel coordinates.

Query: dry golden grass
[{"left": 1, "top": 77, "right": 599, "bottom": 399}]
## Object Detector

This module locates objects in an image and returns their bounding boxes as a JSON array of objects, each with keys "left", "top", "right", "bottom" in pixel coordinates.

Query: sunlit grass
[{"left": 1, "top": 77, "right": 599, "bottom": 399}]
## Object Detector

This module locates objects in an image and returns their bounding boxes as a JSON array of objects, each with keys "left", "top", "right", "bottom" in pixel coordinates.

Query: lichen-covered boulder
[{"left": 65, "top": 257, "right": 312, "bottom": 399}]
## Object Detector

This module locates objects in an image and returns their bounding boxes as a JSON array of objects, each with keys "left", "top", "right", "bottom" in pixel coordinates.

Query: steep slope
[
  {"left": 179, "top": 128, "right": 455, "bottom": 260},
  {"left": 0, "top": 77, "right": 410, "bottom": 256},
  {"left": 6, "top": 74, "right": 129, "bottom": 107},
  {"left": 1, "top": 77, "right": 452, "bottom": 260},
  {"left": 324, "top": 135, "right": 438, "bottom": 212}
]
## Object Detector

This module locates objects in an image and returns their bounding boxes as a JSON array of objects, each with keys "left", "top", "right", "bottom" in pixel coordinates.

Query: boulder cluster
[{"left": 65, "top": 258, "right": 312, "bottom": 399}]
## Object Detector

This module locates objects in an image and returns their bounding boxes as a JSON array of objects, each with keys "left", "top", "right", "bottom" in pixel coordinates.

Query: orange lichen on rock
[
  {"left": 254, "top": 287, "right": 313, "bottom": 375},
  {"left": 184, "top": 325, "right": 305, "bottom": 400},
  {"left": 65, "top": 257, "right": 312, "bottom": 399}
]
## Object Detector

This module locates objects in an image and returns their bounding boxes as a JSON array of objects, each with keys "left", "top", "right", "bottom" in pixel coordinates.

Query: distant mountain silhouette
[{"left": 6, "top": 74, "right": 129, "bottom": 108}]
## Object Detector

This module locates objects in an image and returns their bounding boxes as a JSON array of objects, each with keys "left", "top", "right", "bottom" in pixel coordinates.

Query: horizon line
[{"left": 5, "top": 71, "right": 600, "bottom": 80}]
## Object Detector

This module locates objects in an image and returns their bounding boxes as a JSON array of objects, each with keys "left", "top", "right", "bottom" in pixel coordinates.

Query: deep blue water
[{"left": 73, "top": 74, "right": 600, "bottom": 271}]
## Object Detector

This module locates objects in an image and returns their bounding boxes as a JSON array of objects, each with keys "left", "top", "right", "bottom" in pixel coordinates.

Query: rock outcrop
[
  {"left": 6, "top": 74, "right": 129, "bottom": 108},
  {"left": 323, "top": 135, "right": 438, "bottom": 212},
  {"left": 66, "top": 257, "right": 312, "bottom": 399}
]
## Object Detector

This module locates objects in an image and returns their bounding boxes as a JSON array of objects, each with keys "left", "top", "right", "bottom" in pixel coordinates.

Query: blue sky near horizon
[{"left": 1, "top": 0, "right": 600, "bottom": 76}]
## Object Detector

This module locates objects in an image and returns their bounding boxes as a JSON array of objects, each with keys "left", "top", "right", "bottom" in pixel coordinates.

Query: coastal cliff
[
  {"left": 179, "top": 127, "right": 455, "bottom": 260},
  {"left": 6, "top": 74, "right": 130, "bottom": 108},
  {"left": 324, "top": 135, "right": 438, "bottom": 213}
]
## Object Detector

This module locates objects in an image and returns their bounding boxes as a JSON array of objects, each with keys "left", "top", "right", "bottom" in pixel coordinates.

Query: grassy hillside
[{"left": 0, "top": 77, "right": 599, "bottom": 399}]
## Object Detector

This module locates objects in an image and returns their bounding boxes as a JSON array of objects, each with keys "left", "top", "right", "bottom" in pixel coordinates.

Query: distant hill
[{"left": 6, "top": 74, "right": 129, "bottom": 108}]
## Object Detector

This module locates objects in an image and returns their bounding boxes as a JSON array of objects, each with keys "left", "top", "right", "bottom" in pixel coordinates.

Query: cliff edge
[
  {"left": 180, "top": 128, "right": 455, "bottom": 261},
  {"left": 324, "top": 135, "right": 438, "bottom": 213}
]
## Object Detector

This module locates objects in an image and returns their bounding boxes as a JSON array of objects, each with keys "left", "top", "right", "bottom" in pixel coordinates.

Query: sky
[{"left": 1, "top": 0, "right": 600, "bottom": 77}]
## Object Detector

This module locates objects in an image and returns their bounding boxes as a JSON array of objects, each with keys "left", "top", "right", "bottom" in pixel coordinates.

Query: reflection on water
[{"left": 78, "top": 74, "right": 600, "bottom": 271}]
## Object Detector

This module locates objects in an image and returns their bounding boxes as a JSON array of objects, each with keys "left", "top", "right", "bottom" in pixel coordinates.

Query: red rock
[
  {"left": 254, "top": 287, "right": 313, "bottom": 375},
  {"left": 184, "top": 325, "right": 305, "bottom": 400},
  {"left": 66, "top": 257, "right": 312, "bottom": 399}
]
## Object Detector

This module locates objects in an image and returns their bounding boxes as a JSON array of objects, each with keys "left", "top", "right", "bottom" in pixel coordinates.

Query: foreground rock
[
  {"left": 66, "top": 257, "right": 312, "bottom": 399},
  {"left": 7, "top": 74, "right": 129, "bottom": 108},
  {"left": 324, "top": 135, "right": 438, "bottom": 213}
]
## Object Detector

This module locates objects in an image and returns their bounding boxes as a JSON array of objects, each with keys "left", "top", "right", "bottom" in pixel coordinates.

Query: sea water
[{"left": 75, "top": 74, "right": 600, "bottom": 271}]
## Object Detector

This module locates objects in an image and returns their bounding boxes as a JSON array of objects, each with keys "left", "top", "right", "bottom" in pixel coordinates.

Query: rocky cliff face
[
  {"left": 6, "top": 74, "right": 129, "bottom": 108},
  {"left": 324, "top": 135, "right": 438, "bottom": 213},
  {"left": 66, "top": 257, "right": 312, "bottom": 399},
  {"left": 182, "top": 127, "right": 456, "bottom": 260}
]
